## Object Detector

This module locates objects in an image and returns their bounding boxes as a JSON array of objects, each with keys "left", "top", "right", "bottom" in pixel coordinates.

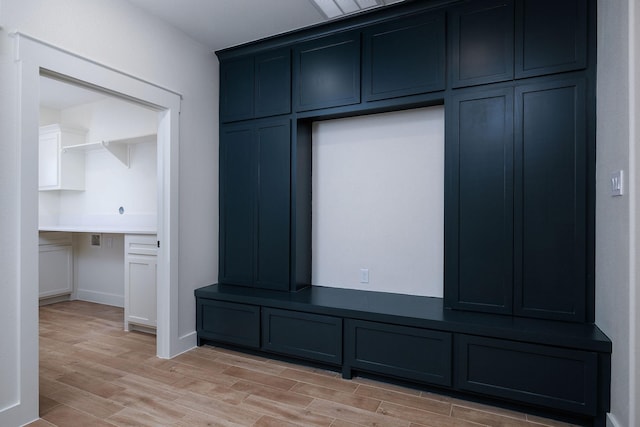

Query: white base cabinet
[
  {"left": 39, "top": 232, "right": 73, "bottom": 300},
  {"left": 124, "top": 234, "right": 157, "bottom": 332}
]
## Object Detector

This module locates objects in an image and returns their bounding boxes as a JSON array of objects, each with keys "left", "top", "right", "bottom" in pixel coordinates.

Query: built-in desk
[{"left": 195, "top": 284, "right": 611, "bottom": 426}]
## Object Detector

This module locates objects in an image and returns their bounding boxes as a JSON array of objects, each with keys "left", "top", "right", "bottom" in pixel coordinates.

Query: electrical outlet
[
  {"left": 360, "top": 268, "right": 369, "bottom": 283},
  {"left": 90, "top": 233, "right": 102, "bottom": 247}
]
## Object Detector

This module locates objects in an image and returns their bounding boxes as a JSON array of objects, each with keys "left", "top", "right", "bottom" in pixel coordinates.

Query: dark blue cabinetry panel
[
  {"left": 363, "top": 10, "right": 445, "bottom": 101},
  {"left": 220, "top": 57, "right": 254, "bottom": 123},
  {"left": 345, "top": 319, "right": 451, "bottom": 386},
  {"left": 220, "top": 49, "right": 291, "bottom": 123},
  {"left": 255, "top": 49, "right": 291, "bottom": 118},
  {"left": 449, "top": 0, "right": 514, "bottom": 88},
  {"left": 219, "top": 125, "right": 255, "bottom": 285},
  {"left": 197, "top": 299, "right": 260, "bottom": 348},
  {"left": 294, "top": 32, "right": 360, "bottom": 111},
  {"left": 515, "top": 0, "right": 587, "bottom": 78},
  {"left": 456, "top": 335, "right": 597, "bottom": 416},
  {"left": 262, "top": 308, "right": 342, "bottom": 365},
  {"left": 219, "top": 119, "right": 292, "bottom": 291},
  {"left": 445, "top": 87, "right": 514, "bottom": 314},
  {"left": 515, "top": 79, "right": 587, "bottom": 322}
]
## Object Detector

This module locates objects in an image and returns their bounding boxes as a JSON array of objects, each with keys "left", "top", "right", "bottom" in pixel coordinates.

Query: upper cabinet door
[
  {"left": 515, "top": 0, "right": 587, "bottom": 79},
  {"left": 294, "top": 32, "right": 361, "bottom": 112},
  {"left": 255, "top": 49, "right": 291, "bottom": 118},
  {"left": 220, "top": 57, "right": 254, "bottom": 123},
  {"left": 221, "top": 49, "right": 291, "bottom": 123},
  {"left": 363, "top": 11, "right": 445, "bottom": 101},
  {"left": 449, "top": 0, "right": 514, "bottom": 88}
]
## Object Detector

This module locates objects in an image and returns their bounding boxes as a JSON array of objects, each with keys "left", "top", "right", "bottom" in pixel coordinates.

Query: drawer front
[
  {"left": 455, "top": 335, "right": 598, "bottom": 415},
  {"left": 197, "top": 299, "right": 260, "bottom": 348},
  {"left": 346, "top": 319, "right": 452, "bottom": 386},
  {"left": 261, "top": 308, "right": 342, "bottom": 365},
  {"left": 125, "top": 234, "right": 158, "bottom": 256}
]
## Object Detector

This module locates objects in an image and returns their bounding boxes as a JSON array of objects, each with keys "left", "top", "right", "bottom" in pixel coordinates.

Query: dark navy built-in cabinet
[{"left": 200, "top": 0, "right": 609, "bottom": 425}]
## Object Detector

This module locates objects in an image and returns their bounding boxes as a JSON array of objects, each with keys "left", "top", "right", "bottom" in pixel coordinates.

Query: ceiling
[
  {"left": 40, "top": 76, "right": 110, "bottom": 110},
  {"left": 125, "top": 0, "right": 405, "bottom": 52}
]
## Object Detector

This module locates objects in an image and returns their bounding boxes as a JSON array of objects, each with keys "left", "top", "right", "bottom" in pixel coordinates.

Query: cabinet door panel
[
  {"left": 255, "top": 49, "right": 291, "bottom": 118},
  {"left": 346, "top": 320, "right": 452, "bottom": 386},
  {"left": 295, "top": 33, "right": 360, "bottom": 111},
  {"left": 220, "top": 57, "right": 254, "bottom": 122},
  {"left": 197, "top": 300, "right": 260, "bottom": 348},
  {"left": 219, "top": 125, "right": 256, "bottom": 285},
  {"left": 515, "top": 0, "right": 587, "bottom": 78},
  {"left": 450, "top": 0, "right": 514, "bottom": 88},
  {"left": 262, "top": 308, "right": 342, "bottom": 365},
  {"left": 515, "top": 79, "right": 586, "bottom": 321},
  {"left": 363, "top": 11, "right": 445, "bottom": 101},
  {"left": 445, "top": 88, "right": 513, "bottom": 314},
  {"left": 256, "top": 120, "right": 291, "bottom": 290},
  {"left": 456, "top": 335, "right": 597, "bottom": 415}
]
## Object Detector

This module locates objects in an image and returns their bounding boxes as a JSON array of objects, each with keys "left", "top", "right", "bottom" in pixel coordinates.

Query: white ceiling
[
  {"left": 40, "top": 76, "right": 109, "bottom": 110},
  {"left": 125, "top": 0, "right": 405, "bottom": 52}
]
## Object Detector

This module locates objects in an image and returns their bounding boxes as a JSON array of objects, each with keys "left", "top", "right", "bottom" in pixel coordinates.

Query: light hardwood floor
[{"left": 30, "top": 301, "right": 580, "bottom": 427}]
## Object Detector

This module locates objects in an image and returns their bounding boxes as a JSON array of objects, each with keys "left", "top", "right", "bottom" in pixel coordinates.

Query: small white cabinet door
[
  {"left": 124, "top": 234, "right": 157, "bottom": 331},
  {"left": 39, "top": 244, "right": 73, "bottom": 299},
  {"left": 38, "top": 124, "right": 86, "bottom": 191}
]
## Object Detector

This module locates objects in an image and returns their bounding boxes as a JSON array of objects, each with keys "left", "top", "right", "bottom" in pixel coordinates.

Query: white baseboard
[
  {"left": 76, "top": 289, "right": 124, "bottom": 308},
  {"left": 171, "top": 330, "right": 197, "bottom": 358},
  {"left": 607, "top": 413, "right": 622, "bottom": 427}
]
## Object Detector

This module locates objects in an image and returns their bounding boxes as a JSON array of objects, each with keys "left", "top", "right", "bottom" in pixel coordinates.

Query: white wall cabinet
[
  {"left": 39, "top": 232, "right": 73, "bottom": 300},
  {"left": 124, "top": 234, "right": 157, "bottom": 332},
  {"left": 39, "top": 124, "right": 86, "bottom": 191}
]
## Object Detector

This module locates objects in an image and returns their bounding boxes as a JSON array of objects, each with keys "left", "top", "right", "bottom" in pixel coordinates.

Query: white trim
[
  {"left": 12, "top": 35, "right": 183, "bottom": 421},
  {"left": 607, "top": 413, "right": 623, "bottom": 427},
  {"left": 75, "top": 290, "right": 124, "bottom": 308},
  {"left": 630, "top": 0, "right": 639, "bottom": 425}
]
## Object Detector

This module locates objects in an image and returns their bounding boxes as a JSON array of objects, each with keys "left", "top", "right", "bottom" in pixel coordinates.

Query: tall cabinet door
[
  {"left": 256, "top": 119, "right": 291, "bottom": 290},
  {"left": 219, "top": 124, "right": 256, "bottom": 285},
  {"left": 514, "top": 79, "right": 587, "bottom": 322},
  {"left": 445, "top": 88, "right": 514, "bottom": 314}
]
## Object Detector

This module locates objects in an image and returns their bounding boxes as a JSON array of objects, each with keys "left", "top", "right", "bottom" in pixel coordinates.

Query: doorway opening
[{"left": 38, "top": 73, "right": 160, "bottom": 334}]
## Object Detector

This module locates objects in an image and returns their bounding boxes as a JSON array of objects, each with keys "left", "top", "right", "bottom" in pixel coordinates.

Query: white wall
[
  {"left": 312, "top": 106, "right": 444, "bottom": 297},
  {"left": 39, "top": 97, "right": 158, "bottom": 228},
  {"left": 596, "top": 1, "right": 638, "bottom": 426},
  {"left": 0, "top": 0, "right": 219, "bottom": 425},
  {"left": 74, "top": 233, "right": 126, "bottom": 307}
]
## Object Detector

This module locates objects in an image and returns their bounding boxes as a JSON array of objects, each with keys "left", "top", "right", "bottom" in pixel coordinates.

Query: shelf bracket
[{"left": 102, "top": 140, "right": 130, "bottom": 168}]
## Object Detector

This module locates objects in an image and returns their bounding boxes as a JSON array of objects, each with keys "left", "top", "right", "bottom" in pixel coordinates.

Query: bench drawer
[
  {"left": 197, "top": 299, "right": 260, "bottom": 348},
  {"left": 262, "top": 308, "right": 342, "bottom": 365},
  {"left": 346, "top": 319, "right": 452, "bottom": 386},
  {"left": 455, "top": 335, "right": 598, "bottom": 415}
]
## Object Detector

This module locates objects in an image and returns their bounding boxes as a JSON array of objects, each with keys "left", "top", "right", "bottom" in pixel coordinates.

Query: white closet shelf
[{"left": 62, "top": 134, "right": 156, "bottom": 168}]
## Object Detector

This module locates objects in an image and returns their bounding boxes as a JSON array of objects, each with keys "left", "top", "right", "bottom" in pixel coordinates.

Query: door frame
[{"left": 13, "top": 32, "right": 182, "bottom": 373}]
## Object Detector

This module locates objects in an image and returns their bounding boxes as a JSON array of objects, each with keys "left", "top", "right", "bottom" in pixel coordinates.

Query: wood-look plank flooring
[{"left": 30, "top": 301, "right": 580, "bottom": 427}]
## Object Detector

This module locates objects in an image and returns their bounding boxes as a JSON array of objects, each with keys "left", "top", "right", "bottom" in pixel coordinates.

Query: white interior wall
[
  {"left": 596, "top": 1, "right": 637, "bottom": 426},
  {"left": 39, "top": 98, "right": 158, "bottom": 228},
  {"left": 0, "top": 0, "right": 218, "bottom": 425},
  {"left": 74, "top": 233, "right": 125, "bottom": 306},
  {"left": 312, "top": 106, "right": 444, "bottom": 297}
]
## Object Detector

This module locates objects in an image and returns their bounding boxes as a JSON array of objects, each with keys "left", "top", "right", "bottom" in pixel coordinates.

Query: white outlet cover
[{"left": 610, "top": 170, "right": 624, "bottom": 197}]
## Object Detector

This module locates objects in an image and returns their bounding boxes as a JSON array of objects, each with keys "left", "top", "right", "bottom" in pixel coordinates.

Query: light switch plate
[{"left": 610, "top": 170, "right": 624, "bottom": 197}]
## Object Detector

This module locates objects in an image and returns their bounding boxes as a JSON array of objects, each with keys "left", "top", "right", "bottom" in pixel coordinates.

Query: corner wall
[
  {"left": 0, "top": 0, "right": 218, "bottom": 425},
  {"left": 596, "top": 0, "right": 638, "bottom": 426}
]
